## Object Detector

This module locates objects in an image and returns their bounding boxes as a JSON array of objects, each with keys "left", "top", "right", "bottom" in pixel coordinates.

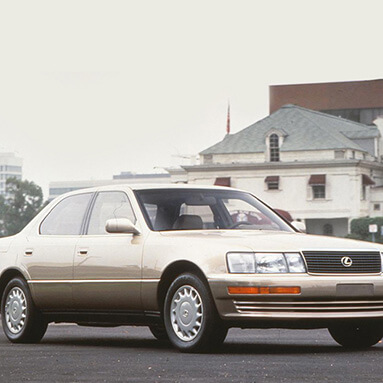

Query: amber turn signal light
[{"left": 228, "top": 286, "right": 301, "bottom": 295}]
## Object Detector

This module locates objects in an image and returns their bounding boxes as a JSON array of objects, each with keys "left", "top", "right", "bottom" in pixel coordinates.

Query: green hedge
[{"left": 348, "top": 217, "right": 383, "bottom": 243}]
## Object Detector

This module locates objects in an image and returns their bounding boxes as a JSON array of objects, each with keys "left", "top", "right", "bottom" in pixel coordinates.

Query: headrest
[{"left": 173, "top": 214, "right": 203, "bottom": 230}]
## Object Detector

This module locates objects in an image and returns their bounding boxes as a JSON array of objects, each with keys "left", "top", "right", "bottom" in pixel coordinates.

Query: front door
[{"left": 73, "top": 191, "right": 143, "bottom": 311}]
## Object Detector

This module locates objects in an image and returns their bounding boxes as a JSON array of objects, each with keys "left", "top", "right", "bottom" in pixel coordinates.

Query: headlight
[
  {"left": 227, "top": 253, "right": 256, "bottom": 273},
  {"left": 227, "top": 252, "right": 306, "bottom": 273},
  {"left": 255, "top": 253, "right": 288, "bottom": 273},
  {"left": 284, "top": 253, "right": 306, "bottom": 273}
]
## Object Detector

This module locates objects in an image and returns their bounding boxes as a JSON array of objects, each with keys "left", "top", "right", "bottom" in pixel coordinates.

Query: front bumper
[{"left": 208, "top": 273, "right": 383, "bottom": 324}]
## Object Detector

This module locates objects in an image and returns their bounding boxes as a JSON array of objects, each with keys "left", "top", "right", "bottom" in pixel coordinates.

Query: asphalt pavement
[{"left": 0, "top": 324, "right": 382, "bottom": 383}]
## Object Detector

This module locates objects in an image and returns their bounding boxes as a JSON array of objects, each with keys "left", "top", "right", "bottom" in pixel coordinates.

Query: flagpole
[{"left": 226, "top": 101, "right": 230, "bottom": 135}]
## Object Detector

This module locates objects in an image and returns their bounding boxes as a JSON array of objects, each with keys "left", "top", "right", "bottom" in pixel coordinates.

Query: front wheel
[
  {"left": 328, "top": 322, "right": 383, "bottom": 348},
  {"left": 1, "top": 277, "right": 48, "bottom": 343},
  {"left": 163, "top": 273, "right": 226, "bottom": 353}
]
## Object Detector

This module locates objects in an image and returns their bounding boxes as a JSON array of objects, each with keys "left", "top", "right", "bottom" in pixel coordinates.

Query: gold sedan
[{"left": 1, "top": 184, "right": 383, "bottom": 352}]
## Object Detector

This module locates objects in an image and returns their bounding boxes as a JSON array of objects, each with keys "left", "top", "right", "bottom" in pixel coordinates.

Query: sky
[{"left": 0, "top": 0, "right": 382, "bottom": 198}]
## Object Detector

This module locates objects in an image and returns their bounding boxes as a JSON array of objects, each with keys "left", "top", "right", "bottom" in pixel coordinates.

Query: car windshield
[{"left": 135, "top": 188, "right": 294, "bottom": 232}]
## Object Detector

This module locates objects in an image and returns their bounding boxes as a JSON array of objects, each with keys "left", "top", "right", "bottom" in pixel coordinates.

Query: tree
[
  {"left": 0, "top": 177, "right": 45, "bottom": 236},
  {"left": 348, "top": 217, "right": 383, "bottom": 243}
]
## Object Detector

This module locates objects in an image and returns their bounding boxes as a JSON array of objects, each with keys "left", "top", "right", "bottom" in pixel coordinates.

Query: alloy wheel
[
  {"left": 170, "top": 285, "right": 203, "bottom": 342},
  {"left": 5, "top": 287, "right": 27, "bottom": 334}
]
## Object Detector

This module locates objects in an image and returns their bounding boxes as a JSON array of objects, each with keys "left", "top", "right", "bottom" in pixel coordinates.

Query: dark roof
[{"left": 200, "top": 104, "right": 380, "bottom": 155}]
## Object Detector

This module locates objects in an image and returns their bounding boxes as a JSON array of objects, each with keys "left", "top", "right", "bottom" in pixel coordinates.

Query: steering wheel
[{"left": 229, "top": 221, "right": 255, "bottom": 229}]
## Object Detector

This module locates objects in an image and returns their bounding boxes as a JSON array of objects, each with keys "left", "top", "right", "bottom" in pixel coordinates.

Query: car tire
[
  {"left": 163, "top": 273, "right": 225, "bottom": 353},
  {"left": 211, "top": 325, "right": 228, "bottom": 347},
  {"left": 149, "top": 324, "right": 169, "bottom": 341},
  {"left": 328, "top": 322, "right": 383, "bottom": 348},
  {"left": 1, "top": 277, "right": 48, "bottom": 343}
]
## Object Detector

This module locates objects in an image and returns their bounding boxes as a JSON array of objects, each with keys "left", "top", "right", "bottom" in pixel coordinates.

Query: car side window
[
  {"left": 40, "top": 193, "right": 93, "bottom": 235},
  {"left": 87, "top": 191, "right": 136, "bottom": 235}
]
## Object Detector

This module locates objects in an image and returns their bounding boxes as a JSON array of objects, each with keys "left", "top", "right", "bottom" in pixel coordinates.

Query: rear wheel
[
  {"left": 1, "top": 278, "right": 47, "bottom": 343},
  {"left": 163, "top": 273, "right": 226, "bottom": 353},
  {"left": 328, "top": 322, "right": 383, "bottom": 348}
]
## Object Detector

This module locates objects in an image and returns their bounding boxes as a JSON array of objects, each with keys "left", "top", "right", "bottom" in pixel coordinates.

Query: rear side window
[
  {"left": 87, "top": 191, "right": 136, "bottom": 235},
  {"left": 40, "top": 193, "right": 93, "bottom": 235}
]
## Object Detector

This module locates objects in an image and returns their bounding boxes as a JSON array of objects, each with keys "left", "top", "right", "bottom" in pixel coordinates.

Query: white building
[
  {"left": 168, "top": 105, "right": 383, "bottom": 237},
  {"left": 0, "top": 152, "right": 23, "bottom": 196}
]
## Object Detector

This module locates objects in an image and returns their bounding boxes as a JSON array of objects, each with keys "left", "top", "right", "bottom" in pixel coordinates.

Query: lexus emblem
[{"left": 341, "top": 256, "right": 353, "bottom": 268}]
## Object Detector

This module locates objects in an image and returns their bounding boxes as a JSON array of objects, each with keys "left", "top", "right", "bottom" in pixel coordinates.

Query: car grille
[{"left": 302, "top": 251, "right": 381, "bottom": 274}]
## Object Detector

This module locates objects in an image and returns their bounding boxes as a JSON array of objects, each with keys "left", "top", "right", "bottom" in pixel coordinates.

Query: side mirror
[
  {"left": 291, "top": 220, "right": 306, "bottom": 233},
  {"left": 105, "top": 218, "right": 141, "bottom": 235}
]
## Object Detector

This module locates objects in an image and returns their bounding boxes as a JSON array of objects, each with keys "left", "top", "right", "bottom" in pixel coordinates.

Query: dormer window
[
  {"left": 269, "top": 134, "right": 280, "bottom": 162},
  {"left": 204, "top": 154, "right": 213, "bottom": 164},
  {"left": 265, "top": 129, "right": 286, "bottom": 162}
]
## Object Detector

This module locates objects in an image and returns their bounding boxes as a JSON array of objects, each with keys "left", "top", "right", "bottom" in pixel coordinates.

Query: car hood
[{"left": 159, "top": 230, "right": 383, "bottom": 253}]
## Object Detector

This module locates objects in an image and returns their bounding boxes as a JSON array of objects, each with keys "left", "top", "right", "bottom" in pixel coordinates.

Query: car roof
[
  {"left": 56, "top": 183, "right": 242, "bottom": 199},
  {"left": 125, "top": 183, "right": 235, "bottom": 191},
  {"left": 97, "top": 183, "right": 238, "bottom": 192}
]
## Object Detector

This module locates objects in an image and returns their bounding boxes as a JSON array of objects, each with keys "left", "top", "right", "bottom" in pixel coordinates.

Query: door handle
[
  {"left": 78, "top": 249, "right": 88, "bottom": 256},
  {"left": 24, "top": 249, "right": 33, "bottom": 256}
]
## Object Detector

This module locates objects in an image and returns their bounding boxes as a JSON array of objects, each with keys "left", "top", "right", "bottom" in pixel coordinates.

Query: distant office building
[
  {"left": 0, "top": 152, "right": 23, "bottom": 196},
  {"left": 49, "top": 171, "right": 171, "bottom": 200},
  {"left": 270, "top": 79, "right": 383, "bottom": 125},
  {"left": 113, "top": 171, "right": 170, "bottom": 182}
]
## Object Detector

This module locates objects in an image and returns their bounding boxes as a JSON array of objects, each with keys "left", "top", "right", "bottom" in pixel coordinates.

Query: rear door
[{"left": 23, "top": 193, "right": 93, "bottom": 309}]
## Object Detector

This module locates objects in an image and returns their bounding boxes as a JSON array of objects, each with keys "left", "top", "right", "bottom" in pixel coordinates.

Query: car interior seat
[{"left": 172, "top": 214, "right": 203, "bottom": 230}]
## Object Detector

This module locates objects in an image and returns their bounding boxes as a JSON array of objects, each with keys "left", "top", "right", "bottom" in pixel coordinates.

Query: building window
[
  {"left": 334, "top": 150, "right": 345, "bottom": 159},
  {"left": 374, "top": 203, "right": 380, "bottom": 211},
  {"left": 269, "top": 134, "right": 280, "bottom": 162},
  {"left": 312, "top": 185, "right": 326, "bottom": 199},
  {"left": 362, "top": 174, "right": 375, "bottom": 201},
  {"left": 204, "top": 154, "right": 213, "bottom": 164},
  {"left": 308, "top": 174, "right": 326, "bottom": 200},
  {"left": 265, "top": 176, "right": 279, "bottom": 190},
  {"left": 4, "top": 165, "right": 22, "bottom": 173},
  {"left": 267, "top": 181, "right": 279, "bottom": 190}
]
